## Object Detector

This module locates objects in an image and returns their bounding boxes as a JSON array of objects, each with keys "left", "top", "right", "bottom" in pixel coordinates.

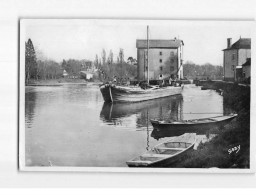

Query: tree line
[
  {"left": 25, "top": 38, "right": 223, "bottom": 84},
  {"left": 183, "top": 61, "right": 223, "bottom": 80},
  {"left": 25, "top": 38, "right": 94, "bottom": 84},
  {"left": 93, "top": 48, "right": 137, "bottom": 82}
]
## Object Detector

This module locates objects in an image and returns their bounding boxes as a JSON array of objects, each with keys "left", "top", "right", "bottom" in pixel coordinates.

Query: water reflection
[
  {"left": 100, "top": 95, "right": 183, "bottom": 129},
  {"left": 25, "top": 89, "right": 37, "bottom": 129},
  {"left": 99, "top": 85, "right": 231, "bottom": 150},
  {"left": 25, "top": 84, "right": 232, "bottom": 167}
]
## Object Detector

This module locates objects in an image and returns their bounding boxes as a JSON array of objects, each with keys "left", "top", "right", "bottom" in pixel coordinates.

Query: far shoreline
[{"left": 25, "top": 78, "right": 103, "bottom": 87}]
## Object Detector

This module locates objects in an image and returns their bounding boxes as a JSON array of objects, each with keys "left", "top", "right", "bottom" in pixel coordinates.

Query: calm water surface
[{"left": 25, "top": 84, "right": 229, "bottom": 167}]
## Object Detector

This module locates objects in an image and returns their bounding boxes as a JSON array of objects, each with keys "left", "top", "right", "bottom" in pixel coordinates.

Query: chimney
[{"left": 227, "top": 38, "right": 232, "bottom": 48}]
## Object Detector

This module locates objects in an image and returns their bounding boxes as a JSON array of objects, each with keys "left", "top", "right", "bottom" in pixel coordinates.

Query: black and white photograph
[{"left": 19, "top": 19, "right": 254, "bottom": 172}]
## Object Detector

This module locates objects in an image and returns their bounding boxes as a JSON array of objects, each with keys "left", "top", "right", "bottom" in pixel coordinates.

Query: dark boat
[
  {"left": 150, "top": 113, "right": 237, "bottom": 132},
  {"left": 100, "top": 84, "right": 183, "bottom": 103},
  {"left": 126, "top": 133, "right": 196, "bottom": 167},
  {"left": 100, "top": 26, "right": 184, "bottom": 103},
  {"left": 151, "top": 126, "right": 211, "bottom": 140}
]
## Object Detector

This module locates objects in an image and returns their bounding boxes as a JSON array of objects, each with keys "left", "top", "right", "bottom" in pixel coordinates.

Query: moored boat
[
  {"left": 150, "top": 113, "right": 237, "bottom": 132},
  {"left": 126, "top": 133, "right": 196, "bottom": 167},
  {"left": 100, "top": 84, "right": 183, "bottom": 102}
]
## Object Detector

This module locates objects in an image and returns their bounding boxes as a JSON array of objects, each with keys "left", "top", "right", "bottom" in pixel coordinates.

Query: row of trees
[
  {"left": 25, "top": 38, "right": 223, "bottom": 84},
  {"left": 94, "top": 48, "right": 127, "bottom": 69},
  {"left": 183, "top": 61, "right": 223, "bottom": 80},
  {"left": 25, "top": 38, "right": 63, "bottom": 83},
  {"left": 98, "top": 62, "right": 137, "bottom": 82},
  {"left": 25, "top": 38, "right": 95, "bottom": 84},
  {"left": 93, "top": 48, "right": 137, "bottom": 82}
]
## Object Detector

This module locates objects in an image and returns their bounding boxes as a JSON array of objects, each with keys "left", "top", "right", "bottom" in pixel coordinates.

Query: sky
[{"left": 23, "top": 19, "right": 254, "bottom": 65}]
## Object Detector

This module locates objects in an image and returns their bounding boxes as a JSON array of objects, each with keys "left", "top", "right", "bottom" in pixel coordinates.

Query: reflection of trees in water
[{"left": 25, "top": 91, "right": 37, "bottom": 128}]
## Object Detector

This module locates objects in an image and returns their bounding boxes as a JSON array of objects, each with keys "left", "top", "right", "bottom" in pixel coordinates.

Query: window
[
  {"left": 160, "top": 66, "right": 163, "bottom": 71},
  {"left": 159, "top": 59, "right": 162, "bottom": 63},
  {"left": 232, "top": 53, "right": 235, "bottom": 60},
  {"left": 159, "top": 51, "right": 162, "bottom": 55},
  {"left": 170, "top": 66, "right": 174, "bottom": 71},
  {"left": 171, "top": 59, "right": 174, "bottom": 63},
  {"left": 170, "top": 51, "right": 174, "bottom": 56}
]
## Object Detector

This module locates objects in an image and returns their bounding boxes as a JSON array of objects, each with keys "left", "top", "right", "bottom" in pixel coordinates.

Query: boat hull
[
  {"left": 150, "top": 114, "right": 237, "bottom": 132},
  {"left": 127, "top": 143, "right": 194, "bottom": 168},
  {"left": 126, "top": 133, "right": 196, "bottom": 168},
  {"left": 100, "top": 84, "right": 183, "bottom": 102}
]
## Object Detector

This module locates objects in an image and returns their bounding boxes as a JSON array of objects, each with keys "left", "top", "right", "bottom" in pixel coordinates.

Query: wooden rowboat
[
  {"left": 100, "top": 84, "right": 183, "bottom": 103},
  {"left": 126, "top": 133, "right": 196, "bottom": 167},
  {"left": 150, "top": 113, "right": 237, "bottom": 132}
]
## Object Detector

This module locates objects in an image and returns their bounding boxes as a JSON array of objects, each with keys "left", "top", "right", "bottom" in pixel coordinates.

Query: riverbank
[
  {"left": 172, "top": 82, "right": 250, "bottom": 168},
  {"left": 26, "top": 78, "right": 102, "bottom": 86}
]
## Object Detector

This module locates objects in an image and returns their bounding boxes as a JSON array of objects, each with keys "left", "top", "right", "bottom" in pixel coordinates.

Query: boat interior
[{"left": 129, "top": 142, "right": 192, "bottom": 164}]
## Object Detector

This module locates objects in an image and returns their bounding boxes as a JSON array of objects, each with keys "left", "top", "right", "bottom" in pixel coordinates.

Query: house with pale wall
[
  {"left": 136, "top": 39, "right": 184, "bottom": 81},
  {"left": 242, "top": 58, "right": 251, "bottom": 79},
  {"left": 222, "top": 38, "right": 251, "bottom": 81}
]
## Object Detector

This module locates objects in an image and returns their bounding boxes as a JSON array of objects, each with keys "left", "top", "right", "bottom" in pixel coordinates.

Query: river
[{"left": 25, "top": 84, "right": 229, "bottom": 167}]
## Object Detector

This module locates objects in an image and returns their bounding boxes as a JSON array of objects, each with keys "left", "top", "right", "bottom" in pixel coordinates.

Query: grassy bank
[{"left": 172, "top": 83, "right": 250, "bottom": 168}]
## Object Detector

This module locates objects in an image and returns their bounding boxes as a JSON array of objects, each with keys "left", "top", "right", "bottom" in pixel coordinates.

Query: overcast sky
[{"left": 23, "top": 19, "right": 254, "bottom": 65}]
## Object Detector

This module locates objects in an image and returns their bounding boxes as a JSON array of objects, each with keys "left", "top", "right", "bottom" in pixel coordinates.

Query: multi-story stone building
[
  {"left": 136, "top": 39, "right": 184, "bottom": 81},
  {"left": 223, "top": 38, "right": 251, "bottom": 81}
]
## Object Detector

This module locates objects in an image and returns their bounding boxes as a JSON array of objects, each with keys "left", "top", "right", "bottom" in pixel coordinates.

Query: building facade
[
  {"left": 136, "top": 39, "right": 184, "bottom": 81},
  {"left": 242, "top": 58, "right": 251, "bottom": 79},
  {"left": 223, "top": 38, "right": 251, "bottom": 81}
]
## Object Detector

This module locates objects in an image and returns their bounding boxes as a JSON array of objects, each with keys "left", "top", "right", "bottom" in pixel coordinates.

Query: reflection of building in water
[
  {"left": 100, "top": 95, "right": 183, "bottom": 129},
  {"left": 137, "top": 95, "right": 183, "bottom": 128}
]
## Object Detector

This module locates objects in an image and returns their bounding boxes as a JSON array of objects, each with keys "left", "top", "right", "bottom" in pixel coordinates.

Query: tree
[
  {"left": 94, "top": 54, "right": 99, "bottom": 68},
  {"left": 127, "top": 56, "right": 136, "bottom": 65},
  {"left": 61, "top": 59, "right": 72, "bottom": 74},
  {"left": 101, "top": 49, "right": 106, "bottom": 65},
  {"left": 119, "top": 48, "right": 124, "bottom": 64},
  {"left": 183, "top": 61, "right": 223, "bottom": 80},
  {"left": 25, "top": 38, "right": 38, "bottom": 84},
  {"left": 107, "top": 50, "right": 114, "bottom": 65}
]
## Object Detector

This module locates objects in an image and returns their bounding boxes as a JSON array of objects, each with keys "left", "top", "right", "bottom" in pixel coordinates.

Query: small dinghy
[
  {"left": 126, "top": 133, "right": 196, "bottom": 167},
  {"left": 150, "top": 113, "right": 237, "bottom": 132}
]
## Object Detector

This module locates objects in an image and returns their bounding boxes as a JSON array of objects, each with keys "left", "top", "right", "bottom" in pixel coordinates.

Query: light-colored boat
[
  {"left": 126, "top": 133, "right": 196, "bottom": 167},
  {"left": 100, "top": 84, "right": 183, "bottom": 102}
]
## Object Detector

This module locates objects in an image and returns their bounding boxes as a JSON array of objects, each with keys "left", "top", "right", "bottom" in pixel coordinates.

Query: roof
[
  {"left": 223, "top": 38, "right": 251, "bottom": 51},
  {"left": 136, "top": 39, "right": 184, "bottom": 49},
  {"left": 242, "top": 58, "right": 251, "bottom": 66}
]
